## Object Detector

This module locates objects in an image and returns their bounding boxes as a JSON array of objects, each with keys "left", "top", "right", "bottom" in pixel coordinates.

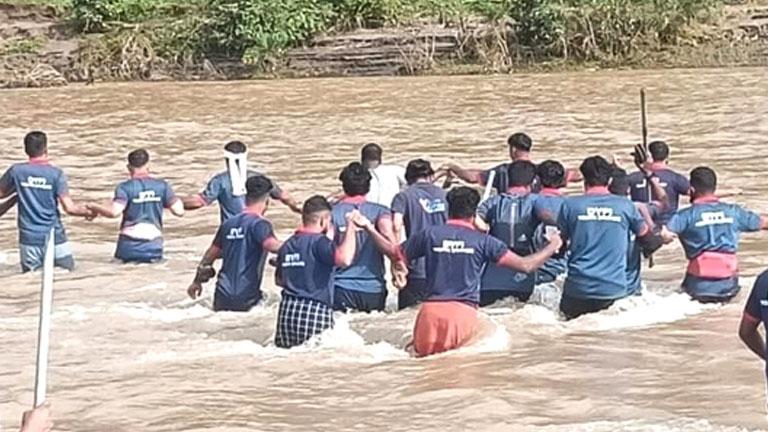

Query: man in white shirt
[{"left": 361, "top": 143, "right": 406, "bottom": 208}]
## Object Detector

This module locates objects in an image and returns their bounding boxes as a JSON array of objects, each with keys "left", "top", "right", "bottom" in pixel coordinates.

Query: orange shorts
[{"left": 413, "top": 301, "right": 479, "bottom": 357}]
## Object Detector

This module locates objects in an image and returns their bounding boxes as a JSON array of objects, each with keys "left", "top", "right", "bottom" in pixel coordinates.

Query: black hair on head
[
  {"left": 580, "top": 156, "right": 612, "bottom": 187},
  {"left": 302, "top": 195, "right": 332, "bottom": 224},
  {"left": 690, "top": 166, "right": 717, "bottom": 195},
  {"left": 447, "top": 186, "right": 480, "bottom": 220},
  {"left": 649, "top": 141, "right": 669, "bottom": 161},
  {"left": 608, "top": 167, "right": 630, "bottom": 196},
  {"left": 246, "top": 175, "right": 273, "bottom": 200},
  {"left": 507, "top": 133, "right": 533, "bottom": 151},
  {"left": 24, "top": 131, "right": 47, "bottom": 158},
  {"left": 508, "top": 160, "right": 537, "bottom": 187},
  {"left": 361, "top": 143, "right": 382, "bottom": 163},
  {"left": 128, "top": 149, "right": 150, "bottom": 168},
  {"left": 224, "top": 141, "right": 247, "bottom": 154},
  {"left": 339, "top": 162, "right": 372, "bottom": 196},
  {"left": 537, "top": 160, "right": 565, "bottom": 188},
  {"left": 405, "top": 158, "right": 435, "bottom": 184}
]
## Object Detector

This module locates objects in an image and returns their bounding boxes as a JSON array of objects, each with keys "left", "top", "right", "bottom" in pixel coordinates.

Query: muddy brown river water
[{"left": 2, "top": 68, "right": 768, "bottom": 431}]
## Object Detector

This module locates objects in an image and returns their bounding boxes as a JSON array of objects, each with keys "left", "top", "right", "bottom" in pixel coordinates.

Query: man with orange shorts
[{"left": 361, "top": 186, "right": 562, "bottom": 357}]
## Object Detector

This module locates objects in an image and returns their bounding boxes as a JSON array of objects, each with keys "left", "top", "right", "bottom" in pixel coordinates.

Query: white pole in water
[
  {"left": 482, "top": 170, "right": 497, "bottom": 201},
  {"left": 33, "top": 228, "right": 55, "bottom": 407}
]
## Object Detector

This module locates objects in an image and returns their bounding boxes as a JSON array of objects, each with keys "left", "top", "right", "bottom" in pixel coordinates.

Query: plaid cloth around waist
[{"left": 275, "top": 294, "right": 334, "bottom": 348}]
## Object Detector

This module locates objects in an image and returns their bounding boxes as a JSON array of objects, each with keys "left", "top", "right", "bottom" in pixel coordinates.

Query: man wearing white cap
[{"left": 183, "top": 141, "right": 301, "bottom": 222}]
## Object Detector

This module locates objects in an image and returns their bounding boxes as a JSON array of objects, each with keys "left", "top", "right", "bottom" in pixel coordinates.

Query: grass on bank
[{"left": 6, "top": 0, "right": 762, "bottom": 80}]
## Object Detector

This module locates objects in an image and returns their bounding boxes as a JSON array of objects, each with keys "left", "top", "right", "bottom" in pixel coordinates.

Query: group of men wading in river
[{"left": 3, "top": 131, "right": 768, "bottom": 363}]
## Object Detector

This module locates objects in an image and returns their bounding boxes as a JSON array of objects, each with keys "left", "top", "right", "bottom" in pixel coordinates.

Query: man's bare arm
[
  {"left": 279, "top": 191, "right": 302, "bottom": 214},
  {"left": 60, "top": 196, "right": 96, "bottom": 218},
  {"left": 649, "top": 176, "right": 669, "bottom": 210},
  {"left": 440, "top": 163, "right": 484, "bottom": 185},
  {"left": 739, "top": 313, "right": 765, "bottom": 360},
  {"left": 87, "top": 201, "right": 124, "bottom": 218},
  {"left": 182, "top": 195, "right": 207, "bottom": 210},
  {"left": 187, "top": 245, "right": 222, "bottom": 299},
  {"left": 168, "top": 199, "right": 185, "bottom": 217},
  {"left": 0, "top": 194, "right": 17, "bottom": 217},
  {"left": 392, "top": 212, "right": 405, "bottom": 244},
  {"left": 335, "top": 211, "right": 360, "bottom": 267},
  {"left": 497, "top": 234, "right": 562, "bottom": 274}
]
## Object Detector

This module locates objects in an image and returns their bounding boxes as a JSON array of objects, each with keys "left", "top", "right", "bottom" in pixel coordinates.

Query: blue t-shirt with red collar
[
  {"left": 628, "top": 163, "right": 689, "bottom": 224},
  {"left": 114, "top": 175, "right": 177, "bottom": 233},
  {"left": 390, "top": 182, "right": 447, "bottom": 279},
  {"left": 477, "top": 188, "right": 540, "bottom": 295},
  {"left": 666, "top": 196, "right": 761, "bottom": 296},
  {"left": 331, "top": 196, "right": 391, "bottom": 294},
  {"left": 277, "top": 230, "right": 336, "bottom": 307},
  {"left": 401, "top": 220, "right": 509, "bottom": 304},
  {"left": 200, "top": 170, "right": 283, "bottom": 223},
  {"left": 212, "top": 210, "right": 276, "bottom": 311},
  {"left": 558, "top": 187, "right": 648, "bottom": 300},
  {"left": 0, "top": 157, "right": 69, "bottom": 246}
]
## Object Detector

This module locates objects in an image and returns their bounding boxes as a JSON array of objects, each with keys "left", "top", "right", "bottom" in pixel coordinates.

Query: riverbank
[{"left": 1, "top": 0, "right": 768, "bottom": 88}]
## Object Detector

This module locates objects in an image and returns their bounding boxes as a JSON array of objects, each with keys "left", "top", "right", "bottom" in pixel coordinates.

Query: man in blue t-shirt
[
  {"left": 0, "top": 131, "right": 95, "bottom": 272},
  {"left": 391, "top": 159, "right": 447, "bottom": 309},
  {"left": 627, "top": 141, "right": 689, "bottom": 225},
  {"left": 87, "top": 149, "right": 184, "bottom": 263},
  {"left": 331, "top": 162, "right": 395, "bottom": 313},
  {"left": 361, "top": 186, "right": 562, "bottom": 357},
  {"left": 739, "top": 270, "right": 768, "bottom": 408},
  {"left": 182, "top": 141, "right": 301, "bottom": 222},
  {"left": 477, "top": 160, "right": 543, "bottom": 305},
  {"left": 662, "top": 166, "right": 767, "bottom": 303},
  {"left": 558, "top": 156, "right": 658, "bottom": 320},
  {"left": 187, "top": 176, "right": 283, "bottom": 312},
  {"left": 533, "top": 160, "right": 569, "bottom": 284},
  {"left": 275, "top": 196, "right": 360, "bottom": 348},
  {"left": 440, "top": 133, "right": 581, "bottom": 195}
]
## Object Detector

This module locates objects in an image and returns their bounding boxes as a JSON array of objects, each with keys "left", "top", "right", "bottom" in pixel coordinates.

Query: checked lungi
[{"left": 275, "top": 294, "right": 334, "bottom": 348}]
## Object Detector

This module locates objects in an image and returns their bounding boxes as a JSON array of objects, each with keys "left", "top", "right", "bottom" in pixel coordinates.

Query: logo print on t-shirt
[
  {"left": 282, "top": 253, "right": 306, "bottom": 268},
  {"left": 21, "top": 176, "right": 52, "bottom": 190},
  {"left": 433, "top": 240, "right": 474, "bottom": 254},
  {"left": 226, "top": 227, "right": 245, "bottom": 240},
  {"left": 134, "top": 190, "right": 162, "bottom": 204},
  {"left": 695, "top": 211, "right": 734, "bottom": 227},
  {"left": 419, "top": 198, "right": 446, "bottom": 214},
  {"left": 578, "top": 207, "right": 621, "bottom": 222}
]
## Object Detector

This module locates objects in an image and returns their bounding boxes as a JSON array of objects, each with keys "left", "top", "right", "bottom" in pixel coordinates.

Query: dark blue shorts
[
  {"left": 333, "top": 286, "right": 386, "bottom": 313},
  {"left": 480, "top": 290, "right": 532, "bottom": 307},
  {"left": 559, "top": 293, "right": 615, "bottom": 320},
  {"left": 213, "top": 292, "right": 262, "bottom": 312},
  {"left": 115, "top": 236, "right": 163, "bottom": 263},
  {"left": 682, "top": 273, "right": 739, "bottom": 302},
  {"left": 398, "top": 278, "right": 429, "bottom": 310}
]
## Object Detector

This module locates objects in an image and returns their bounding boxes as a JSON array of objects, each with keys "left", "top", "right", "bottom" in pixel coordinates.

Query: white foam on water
[
  {"left": 112, "top": 302, "right": 216, "bottom": 323},
  {"left": 269, "top": 314, "right": 410, "bottom": 363},
  {"left": 483, "top": 279, "right": 736, "bottom": 336},
  {"left": 137, "top": 338, "right": 269, "bottom": 363},
  {"left": 566, "top": 291, "right": 721, "bottom": 332},
  {"left": 459, "top": 311, "right": 511, "bottom": 354}
]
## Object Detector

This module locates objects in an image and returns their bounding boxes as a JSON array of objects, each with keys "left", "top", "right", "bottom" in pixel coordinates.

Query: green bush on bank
[{"left": 66, "top": 0, "right": 726, "bottom": 72}]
